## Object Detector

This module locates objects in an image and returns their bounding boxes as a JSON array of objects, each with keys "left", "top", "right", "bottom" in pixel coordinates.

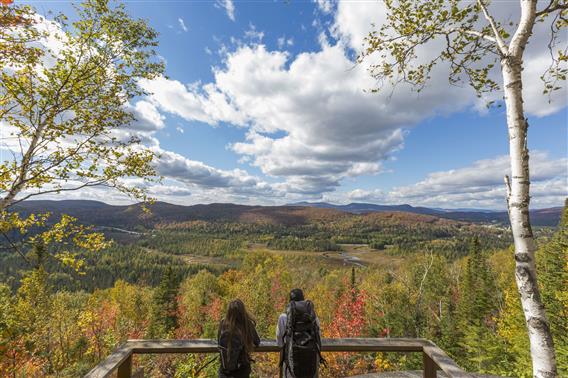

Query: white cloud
[
  {"left": 215, "top": 0, "right": 235, "bottom": 21},
  {"left": 145, "top": 1, "right": 568, "bottom": 199},
  {"left": 144, "top": 43, "right": 474, "bottom": 194},
  {"left": 128, "top": 100, "right": 165, "bottom": 131},
  {"left": 343, "top": 152, "right": 567, "bottom": 209},
  {"left": 522, "top": 54, "right": 567, "bottom": 117},
  {"left": 277, "top": 36, "right": 294, "bottom": 49},
  {"left": 244, "top": 24, "right": 264, "bottom": 42},
  {"left": 332, "top": 0, "right": 567, "bottom": 116},
  {"left": 152, "top": 149, "right": 279, "bottom": 198},
  {"left": 178, "top": 18, "right": 188, "bottom": 32},
  {"left": 139, "top": 76, "right": 246, "bottom": 126},
  {"left": 391, "top": 151, "right": 566, "bottom": 198},
  {"left": 347, "top": 188, "right": 386, "bottom": 203},
  {"left": 315, "top": 0, "right": 334, "bottom": 14}
]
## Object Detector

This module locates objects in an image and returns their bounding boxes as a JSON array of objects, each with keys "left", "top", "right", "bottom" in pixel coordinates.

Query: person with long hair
[{"left": 217, "top": 299, "right": 260, "bottom": 378}]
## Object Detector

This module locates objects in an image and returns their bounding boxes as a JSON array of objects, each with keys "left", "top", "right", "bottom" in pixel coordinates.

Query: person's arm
[
  {"left": 276, "top": 314, "right": 286, "bottom": 347},
  {"left": 315, "top": 316, "right": 322, "bottom": 344},
  {"left": 217, "top": 319, "right": 223, "bottom": 342}
]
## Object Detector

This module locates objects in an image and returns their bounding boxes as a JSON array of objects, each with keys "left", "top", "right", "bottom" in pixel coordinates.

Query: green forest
[{"left": 0, "top": 206, "right": 566, "bottom": 377}]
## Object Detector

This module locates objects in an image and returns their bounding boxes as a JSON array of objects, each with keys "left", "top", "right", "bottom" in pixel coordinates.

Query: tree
[
  {"left": 0, "top": 0, "right": 163, "bottom": 267},
  {"left": 538, "top": 201, "right": 568, "bottom": 375},
  {"left": 0, "top": 283, "right": 17, "bottom": 377},
  {"left": 358, "top": 1, "right": 566, "bottom": 375},
  {"left": 148, "top": 267, "right": 180, "bottom": 338},
  {"left": 457, "top": 239, "right": 498, "bottom": 329},
  {"left": 15, "top": 242, "right": 53, "bottom": 375},
  {"left": 456, "top": 238, "right": 501, "bottom": 372}
]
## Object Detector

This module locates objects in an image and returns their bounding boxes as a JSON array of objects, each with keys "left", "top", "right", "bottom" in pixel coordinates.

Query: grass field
[{"left": 247, "top": 243, "right": 404, "bottom": 270}]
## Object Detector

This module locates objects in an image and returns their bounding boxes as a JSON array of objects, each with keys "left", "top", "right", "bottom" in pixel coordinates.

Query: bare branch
[
  {"left": 536, "top": 0, "right": 568, "bottom": 17},
  {"left": 8, "top": 179, "right": 110, "bottom": 207},
  {"left": 0, "top": 230, "right": 31, "bottom": 266},
  {"left": 445, "top": 27, "right": 499, "bottom": 44}
]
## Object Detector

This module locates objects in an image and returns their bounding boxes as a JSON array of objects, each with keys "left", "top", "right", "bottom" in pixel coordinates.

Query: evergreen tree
[
  {"left": 148, "top": 267, "right": 180, "bottom": 337},
  {"left": 15, "top": 241, "right": 54, "bottom": 375},
  {"left": 0, "top": 284, "right": 17, "bottom": 376},
  {"left": 457, "top": 238, "right": 500, "bottom": 371},
  {"left": 538, "top": 201, "right": 568, "bottom": 376},
  {"left": 458, "top": 238, "right": 497, "bottom": 327}
]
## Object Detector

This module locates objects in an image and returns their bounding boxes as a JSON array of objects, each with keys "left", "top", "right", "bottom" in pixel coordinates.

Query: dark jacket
[{"left": 218, "top": 319, "right": 260, "bottom": 378}]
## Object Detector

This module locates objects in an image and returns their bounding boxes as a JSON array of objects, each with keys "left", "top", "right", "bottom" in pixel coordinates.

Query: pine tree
[
  {"left": 148, "top": 267, "right": 180, "bottom": 338},
  {"left": 458, "top": 238, "right": 497, "bottom": 327},
  {"left": 537, "top": 201, "right": 568, "bottom": 376},
  {"left": 0, "top": 284, "right": 17, "bottom": 376},
  {"left": 16, "top": 241, "right": 54, "bottom": 374},
  {"left": 457, "top": 238, "right": 500, "bottom": 371}
]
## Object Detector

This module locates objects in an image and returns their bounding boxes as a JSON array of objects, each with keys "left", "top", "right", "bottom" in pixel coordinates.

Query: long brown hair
[{"left": 221, "top": 299, "right": 256, "bottom": 355}]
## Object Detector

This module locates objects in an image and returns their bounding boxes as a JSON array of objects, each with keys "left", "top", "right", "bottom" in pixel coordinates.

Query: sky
[{"left": 8, "top": 0, "right": 568, "bottom": 209}]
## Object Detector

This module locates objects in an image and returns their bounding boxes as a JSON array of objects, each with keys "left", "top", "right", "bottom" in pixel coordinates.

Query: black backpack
[
  {"left": 281, "top": 300, "right": 323, "bottom": 378},
  {"left": 218, "top": 328, "right": 246, "bottom": 373}
]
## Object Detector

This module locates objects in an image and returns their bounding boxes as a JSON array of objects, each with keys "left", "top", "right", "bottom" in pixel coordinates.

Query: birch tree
[
  {"left": 0, "top": 1, "right": 163, "bottom": 267},
  {"left": 358, "top": 1, "right": 567, "bottom": 376}
]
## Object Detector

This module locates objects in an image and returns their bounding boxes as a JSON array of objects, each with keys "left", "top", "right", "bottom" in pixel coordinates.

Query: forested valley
[{"left": 0, "top": 203, "right": 566, "bottom": 377}]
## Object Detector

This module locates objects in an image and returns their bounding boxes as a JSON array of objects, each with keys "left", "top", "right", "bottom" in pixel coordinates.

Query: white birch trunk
[{"left": 501, "top": 1, "right": 557, "bottom": 376}]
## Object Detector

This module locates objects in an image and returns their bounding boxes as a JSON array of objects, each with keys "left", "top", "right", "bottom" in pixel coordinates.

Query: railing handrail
[{"left": 85, "top": 337, "right": 473, "bottom": 378}]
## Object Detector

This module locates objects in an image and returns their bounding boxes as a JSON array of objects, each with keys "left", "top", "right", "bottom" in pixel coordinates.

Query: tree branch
[
  {"left": 8, "top": 179, "right": 110, "bottom": 207},
  {"left": 536, "top": 0, "right": 568, "bottom": 17},
  {"left": 0, "top": 230, "right": 31, "bottom": 267},
  {"left": 510, "top": 0, "right": 538, "bottom": 58},
  {"left": 445, "top": 27, "right": 499, "bottom": 44},
  {"left": 477, "top": 0, "right": 509, "bottom": 56}
]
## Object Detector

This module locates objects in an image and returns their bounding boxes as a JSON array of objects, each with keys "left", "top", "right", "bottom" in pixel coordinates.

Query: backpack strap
[
  {"left": 195, "top": 355, "right": 219, "bottom": 376},
  {"left": 316, "top": 343, "right": 327, "bottom": 369}
]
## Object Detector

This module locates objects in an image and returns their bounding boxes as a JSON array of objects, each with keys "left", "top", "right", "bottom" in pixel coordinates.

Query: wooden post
[
  {"left": 117, "top": 355, "right": 132, "bottom": 378},
  {"left": 423, "top": 351, "right": 437, "bottom": 378}
]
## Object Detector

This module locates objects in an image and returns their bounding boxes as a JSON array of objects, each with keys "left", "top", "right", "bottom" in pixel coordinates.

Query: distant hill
[
  {"left": 11, "top": 200, "right": 350, "bottom": 229},
  {"left": 287, "top": 201, "right": 563, "bottom": 226},
  {"left": 10, "top": 199, "right": 564, "bottom": 228}
]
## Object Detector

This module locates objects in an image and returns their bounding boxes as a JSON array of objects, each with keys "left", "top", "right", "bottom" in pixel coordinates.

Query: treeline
[
  {"left": 139, "top": 232, "right": 244, "bottom": 257},
  {"left": 0, "top": 244, "right": 219, "bottom": 292},
  {"left": 1, "top": 207, "right": 566, "bottom": 377}
]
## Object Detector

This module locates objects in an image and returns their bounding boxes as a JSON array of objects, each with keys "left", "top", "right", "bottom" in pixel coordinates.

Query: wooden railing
[{"left": 85, "top": 338, "right": 473, "bottom": 378}]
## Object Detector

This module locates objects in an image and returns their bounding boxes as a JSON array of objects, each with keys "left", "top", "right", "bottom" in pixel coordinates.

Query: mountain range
[
  {"left": 10, "top": 200, "right": 564, "bottom": 227},
  {"left": 289, "top": 201, "right": 563, "bottom": 225}
]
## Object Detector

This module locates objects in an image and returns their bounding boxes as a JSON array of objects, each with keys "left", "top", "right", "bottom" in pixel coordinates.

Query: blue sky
[{"left": 21, "top": 0, "right": 568, "bottom": 209}]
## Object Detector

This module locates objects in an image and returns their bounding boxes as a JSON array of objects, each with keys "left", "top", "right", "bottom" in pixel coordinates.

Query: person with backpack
[
  {"left": 277, "top": 288, "right": 324, "bottom": 378},
  {"left": 217, "top": 299, "right": 261, "bottom": 378}
]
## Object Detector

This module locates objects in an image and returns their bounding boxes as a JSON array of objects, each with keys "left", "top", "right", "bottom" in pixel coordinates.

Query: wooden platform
[{"left": 85, "top": 338, "right": 475, "bottom": 378}]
